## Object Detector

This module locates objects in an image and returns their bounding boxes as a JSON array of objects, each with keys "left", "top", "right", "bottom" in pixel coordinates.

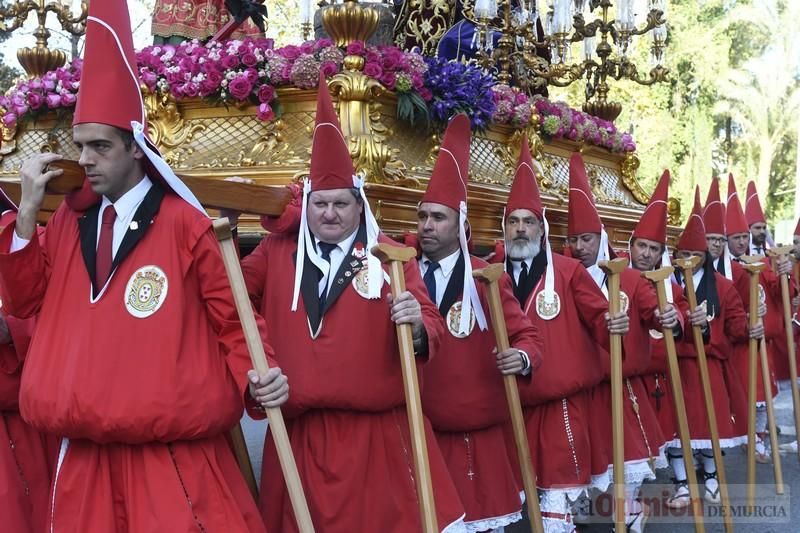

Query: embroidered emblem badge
[
  {"left": 535, "top": 291, "right": 561, "bottom": 320},
  {"left": 352, "top": 268, "right": 370, "bottom": 298},
  {"left": 446, "top": 301, "right": 475, "bottom": 338},
  {"left": 124, "top": 265, "right": 168, "bottom": 318},
  {"left": 619, "top": 291, "right": 630, "bottom": 314},
  {"left": 649, "top": 328, "right": 664, "bottom": 340}
]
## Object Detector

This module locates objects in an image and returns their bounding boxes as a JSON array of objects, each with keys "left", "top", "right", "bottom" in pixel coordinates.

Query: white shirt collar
[
  {"left": 100, "top": 176, "right": 152, "bottom": 220},
  {"left": 422, "top": 248, "right": 461, "bottom": 277}
]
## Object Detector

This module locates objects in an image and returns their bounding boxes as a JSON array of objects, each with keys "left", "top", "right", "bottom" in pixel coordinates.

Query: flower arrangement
[{"left": 0, "top": 37, "right": 635, "bottom": 153}]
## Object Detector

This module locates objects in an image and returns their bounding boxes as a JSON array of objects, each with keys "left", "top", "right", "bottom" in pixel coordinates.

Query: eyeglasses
[{"left": 706, "top": 237, "right": 727, "bottom": 244}]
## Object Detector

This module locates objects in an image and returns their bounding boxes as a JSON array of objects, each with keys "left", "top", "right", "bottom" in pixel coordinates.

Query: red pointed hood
[
  {"left": 632, "top": 169, "right": 670, "bottom": 244},
  {"left": 744, "top": 180, "right": 766, "bottom": 226},
  {"left": 567, "top": 152, "right": 602, "bottom": 235},
  {"left": 676, "top": 186, "right": 706, "bottom": 252},
  {"left": 421, "top": 114, "right": 471, "bottom": 212},
  {"left": 725, "top": 174, "right": 748, "bottom": 236},
  {"left": 73, "top": 0, "right": 145, "bottom": 130},
  {"left": 702, "top": 177, "right": 725, "bottom": 235},
  {"left": 309, "top": 74, "right": 356, "bottom": 191},
  {"left": 505, "top": 135, "right": 542, "bottom": 218}
]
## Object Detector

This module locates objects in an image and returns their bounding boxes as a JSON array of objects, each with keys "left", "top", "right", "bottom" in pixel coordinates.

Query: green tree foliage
[{"left": 0, "top": 30, "right": 22, "bottom": 94}]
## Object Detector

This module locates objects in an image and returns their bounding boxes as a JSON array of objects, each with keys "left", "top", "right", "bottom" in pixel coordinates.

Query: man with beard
[
  {"left": 745, "top": 181, "right": 771, "bottom": 256},
  {"left": 726, "top": 175, "right": 790, "bottom": 462},
  {"left": 497, "top": 149, "right": 629, "bottom": 533},
  {"left": 566, "top": 163, "right": 679, "bottom": 532},
  {"left": 661, "top": 187, "right": 754, "bottom": 508},
  {"left": 414, "top": 119, "right": 542, "bottom": 532}
]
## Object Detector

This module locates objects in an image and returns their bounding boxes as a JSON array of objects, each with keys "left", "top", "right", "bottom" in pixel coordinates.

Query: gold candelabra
[
  {"left": 473, "top": 0, "right": 669, "bottom": 121},
  {"left": 0, "top": 0, "right": 87, "bottom": 78}
]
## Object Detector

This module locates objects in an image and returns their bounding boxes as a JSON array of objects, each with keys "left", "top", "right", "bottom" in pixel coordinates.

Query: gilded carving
[
  {"left": 620, "top": 152, "right": 649, "bottom": 205},
  {"left": 0, "top": 123, "right": 17, "bottom": 159},
  {"left": 329, "top": 72, "right": 416, "bottom": 186},
  {"left": 143, "top": 91, "right": 206, "bottom": 155}
]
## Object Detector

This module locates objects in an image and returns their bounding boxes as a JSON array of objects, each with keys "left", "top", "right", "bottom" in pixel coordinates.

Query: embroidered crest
[
  {"left": 619, "top": 291, "right": 630, "bottom": 314},
  {"left": 535, "top": 291, "right": 561, "bottom": 320},
  {"left": 124, "top": 265, "right": 168, "bottom": 318},
  {"left": 758, "top": 284, "right": 767, "bottom": 307},
  {"left": 649, "top": 329, "right": 664, "bottom": 340},
  {"left": 446, "top": 301, "right": 475, "bottom": 338},
  {"left": 352, "top": 268, "right": 371, "bottom": 298}
]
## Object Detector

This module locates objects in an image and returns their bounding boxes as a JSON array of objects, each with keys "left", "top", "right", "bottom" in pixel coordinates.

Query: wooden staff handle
[
  {"left": 229, "top": 421, "right": 260, "bottom": 500},
  {"left": 768, "top": 247, "right": 800, "bottom": 463},
  {"left": 741, "top": 261, "right": 765, "bottom": 509},
  {"left": 674, "top": 256, "right": 734, "bottom": 533},
  {"left": 371, "top": 243, "right": 438, "bottom": 533},
  {"left": 214, "top": 219, "right": 315, "bottom": 533},
  {"left": 759, "top": 337, "right": 784, "bottom": 494},
  {"left": 641, "top": 266, "right": 705, "bottom": 533},
  {"left": 598, "top": 257, "right": 628, "bottom": 533},
  {"left": 473, "top": 264, "right": 544, "bottom": 533}
]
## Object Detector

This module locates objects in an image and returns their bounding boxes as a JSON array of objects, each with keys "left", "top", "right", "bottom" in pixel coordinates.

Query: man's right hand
[
  {"left": 218, "top": 176, "right": 253, "bottom": 228},
  {"left": 16, "top": 153, "right": 64, "bottom": 240}
]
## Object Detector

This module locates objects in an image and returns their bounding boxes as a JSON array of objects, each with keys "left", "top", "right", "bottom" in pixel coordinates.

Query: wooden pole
[
  {"left": 598, "top": 257, "right": 628, "bottom": 533},
  {"left": 371, "top": 242, "right": 439, "bottom": 533},
  {"left": 473, "top": 264, "right": 544, "bottom": 533},
  {"left": 768, "top": 246, "right": 800, "bottom": 463},
  {"left": 674, "top": 256, "right": 734, "bottom": 533},
  {"left": 641, "top": 266, "right": 705, "bottom": 533},
  {"left": 741, "top": 261, "right": 765, "bottom": 509},
  {"left": 740, "top": 256, "right": 784, "bottom": 495},
  {"left": 229, "top": 421, "right": 260, "bottom": 500},
  {"left": 214, "top": 219, "right": 315, "bottom": 533}
]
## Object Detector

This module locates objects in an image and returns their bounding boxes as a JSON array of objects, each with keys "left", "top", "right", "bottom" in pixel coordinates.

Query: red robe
[
  {"left": 0, "top": 211, "right": 59, "bottom": 533},
  {"left": 420, "top": 253, "right": 542, "bottom": 529},
  {"left": 589, "top": 268, "right": 670, "bottom": 484},
  {"left": 514, "top": 254, "right": 611, "bottom": 491},
  {"left": 241, "top": 229, "right": 465, "bottom": 532},
  {"left": 729, "top": 260, "right": 778, "bottom": 403},
  {"left": 0, "top": 192, "right": 266, "bottom": 533}
]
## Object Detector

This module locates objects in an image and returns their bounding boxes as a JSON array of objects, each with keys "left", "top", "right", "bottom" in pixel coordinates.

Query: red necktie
[{"left": 95, "top": 206, "right": 117, "bottom": 288}]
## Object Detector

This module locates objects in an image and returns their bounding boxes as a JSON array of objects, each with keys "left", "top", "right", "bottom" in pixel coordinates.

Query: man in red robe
[
  {"left": 566, "top": 165, "right": 679, "bottom": 532},
  {"left": 489, "top": 150, "right": 628, "bottom": 532},
  {"left": 234, "top": 76, "right": 466, "bottom": 532},
  {"left": 409, "top": 119, "right": 543, "bottom": 531},
  {"left": 0, "top": 191, "right": 59, "bottom": 533},
  {"left": 0, "top": 2, "right": 287, "bottom": 531},
  {"left": 726, "top": 175, "right": 790, "bottom": 462},
  {"left": 657, "top": 187, "right": 756, "bottom": 508}
]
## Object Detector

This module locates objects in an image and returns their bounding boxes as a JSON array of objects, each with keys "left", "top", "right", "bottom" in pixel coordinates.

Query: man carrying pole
[
  {"left": 0, "top": 1, "right": 289, "bottom": 530},
  {"left": 411, "top": 119, "right": 543, "bottom": 532},
  {"left": 494, "top": 149, "right": 629, "bottom": 533},
  {"left": 229, "top": 75, "right": 466, "bottom": 532},
  {"left": 567, "top": 165, "right": 679, "bottom": 531}
]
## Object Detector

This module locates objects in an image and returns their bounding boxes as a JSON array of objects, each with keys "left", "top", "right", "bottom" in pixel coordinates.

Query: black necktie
[
  {"left": 318, "top": 242, "right": 337, "bottom": 310},
  {"left": 518, "top": 261, "right": 529, "bottom": 287},
  {"left": 423, "top": 261, "right": 440, "bottom": 303}
]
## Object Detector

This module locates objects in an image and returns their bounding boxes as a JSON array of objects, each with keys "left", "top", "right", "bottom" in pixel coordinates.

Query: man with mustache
[
  {"left": 566, "top": 162, "right": 680, "bottom": 532},
  {"left": 413, "top": 117, "right": 543, "bottom": 532},
  {"left": 495, "top": 148, "right": 629, "bottom": 533}
]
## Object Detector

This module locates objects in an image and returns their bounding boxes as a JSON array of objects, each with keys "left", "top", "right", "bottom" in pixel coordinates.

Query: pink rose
[
  {"left": 379, "top": 72, "right": 396, "bottom": 90},
  {"left": 244, "top": 68, "right": 258, "bottom": 83},
  {"left": 346, "top": 41, "right": 366, "bottom": 56},
  {"left": 228, "top": 76, "right": 253, "bottom": 101},
  {"left": 2, "top": 113, "right": 17, "bottom": 128},
  {"left": 183, "top": 83, "right": 199, "bottom": 98},
  {"left": 241, "top": 53, "right": 258, "bottom": 67},
  {"left": 280, "top": 45, "right": 301, "bottom": 60},
  {"left": 363, "top": 62, "right": 382, "bottom": 78},
  {"left": 220, "top": 54, "right": 240, "bottom": 69},
  {"left": 320, "top": 61, "right": 338, "bottom": 77},
  {"left": 61, "top": 93, "right": 76, "bottom": 106},
  {"left": 257, "top": 103, "right": 275, "bottom": 122},
  {"left": 46, "top": 94, "right": 61, "bottom": 108},
  {"left": 27, "top": 93, "right": 43, "bottom": 110},
  {"left": 257, "top": 84, "right": 275, "bottom": 103},
  {"left": 141, "top": 70, "right": 157, "bottom": 87}
]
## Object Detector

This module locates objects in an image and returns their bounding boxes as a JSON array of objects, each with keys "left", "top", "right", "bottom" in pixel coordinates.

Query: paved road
[{"left": 240, "top": 383, "right": 800, "bottom": 532}]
